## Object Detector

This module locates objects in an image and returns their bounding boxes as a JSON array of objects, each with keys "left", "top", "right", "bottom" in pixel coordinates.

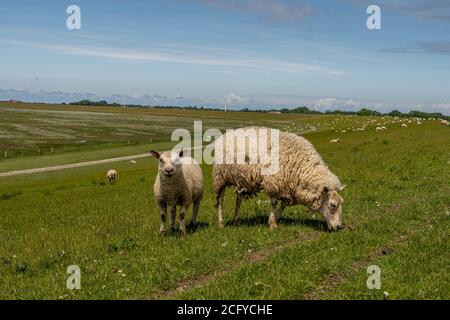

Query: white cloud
[
  {"left": 2, "top": 88, "right": 449, "bottom": 115},
  {"left": 313, "top": 97, "right": 338, "bottom": 108},
  {"left": 2, "top": 40, "right": 344, "bottom": 77},
  {"left": 432, "top": 102, "right": 450, "bottom": 112}
]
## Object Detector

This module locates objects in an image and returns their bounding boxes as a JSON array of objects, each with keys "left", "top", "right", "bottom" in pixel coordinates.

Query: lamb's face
[
  {"left": 151, "top": 150, "right": 184, "bottom": 178},
  {"left": 319, "top": 188, "right": 344, "bottom": 231}
]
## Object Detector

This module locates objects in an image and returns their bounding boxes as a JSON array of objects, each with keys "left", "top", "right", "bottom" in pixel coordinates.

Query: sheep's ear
[
  {"left": 339, "top": 185, "right": 347, "bottom": 192},
  {"left": 179, "top": 149, "right": 184, "bottom": 158},
  {"left": 150, "top": 150, "right": 160, "bottom": 159}
]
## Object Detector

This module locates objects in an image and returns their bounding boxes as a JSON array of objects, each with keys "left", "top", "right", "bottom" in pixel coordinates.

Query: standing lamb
[
  {"left": 151, "top": 149, "right": 203, "bottom": 236},
  {"left": 107, "top": 169, "right": 118, "bottom": 182},
  {"left": 213, "top": 127, "right": 345, "bottom": 231}
]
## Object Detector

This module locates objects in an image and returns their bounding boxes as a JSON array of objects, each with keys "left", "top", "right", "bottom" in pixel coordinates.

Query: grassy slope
[{"left": 0, "top": 105, "right": 449, "bottom": 299}]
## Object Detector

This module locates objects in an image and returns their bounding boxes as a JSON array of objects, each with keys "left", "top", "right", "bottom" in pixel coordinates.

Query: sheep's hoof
[
  {"left": 188, "top": 221, "right": 197, "bottom": 229},
  {"left": 180, "top": 229, "right": 186, "bottom": 236},
  {"left": 218, "top": 222, "right": 225, "bottom": 229},
  {"left": 160, "top": 229, "right": 166, "bottom": 237},
  {"left": 269, "top": 222, "right": 279, "bottom": 230}
]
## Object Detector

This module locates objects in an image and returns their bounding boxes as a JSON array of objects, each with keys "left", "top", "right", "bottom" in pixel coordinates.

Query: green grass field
[{"left": 0, "top": 103, "right": 449, "bottom": 300}]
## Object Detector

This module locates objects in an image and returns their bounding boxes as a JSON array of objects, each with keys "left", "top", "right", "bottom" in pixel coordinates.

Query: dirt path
[
  {"left": 0, "top": 146, "right": 203, "bottom": 178},
  {"left": 0, "top": 153, "right": 151, "bottom": 177}
]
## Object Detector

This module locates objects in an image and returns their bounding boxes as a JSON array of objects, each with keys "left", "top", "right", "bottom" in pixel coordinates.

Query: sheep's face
[
  {"left": 151, "top": 150, "right": 184, "bottom": 178},
  {"left": 319, "top": 188, "right": 344, "bottom": 231}
]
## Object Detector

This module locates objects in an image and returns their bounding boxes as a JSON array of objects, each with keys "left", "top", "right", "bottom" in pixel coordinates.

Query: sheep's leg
[
  {"left": 179, "top": 205, "right": 188, "bottom": 236},
  {"left": 275, "top": 200, "right": 287, "bottom": 225},
  {"left": 268, "top": 198, "right": 279, "bottom": 229},
  {"left": 159, "top": 203, "right": 167, "bottom": 236},
  {"left": 233, "top": 193, "right": 244, "bottom": 224},
  {"left": 190, "top": 199, "right": 201, "bottom": 227},
  {"left": 215, "top": 187, "right": 226, "bottom": 229},
  {"left": 169, "top": 206, "right": 176, "bottom": 233}
]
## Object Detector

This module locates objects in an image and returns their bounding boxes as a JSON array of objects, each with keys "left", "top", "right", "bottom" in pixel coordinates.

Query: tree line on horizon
[{"left": 59, "top": 99, "right": 450, "bottom": 120}]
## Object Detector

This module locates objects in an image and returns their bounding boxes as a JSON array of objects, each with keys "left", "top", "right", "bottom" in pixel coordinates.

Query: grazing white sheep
[
  {"left": 441, "top": 120, "right": 449, "bottom": 126},
  {"left": 329, "top": 139, "right": 340, "bottom": 144},
  {"left": 130, "top": 160, "right": 137, "bottom": 164},
  {"left": 151, "top": 149, "right": 204, "bottom": 236},
  {"left": 402, "top": 124, "right": 408, "bottom": 128},
  {"left": 107, "top": 169, "right": 117, "bottom": 182},
  {"left": 213, "top": 127, "right": 345, "bottom": 231}
]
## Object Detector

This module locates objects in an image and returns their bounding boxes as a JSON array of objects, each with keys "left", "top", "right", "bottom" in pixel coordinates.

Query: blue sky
[{"left": 1, "top": 0, "right": 450, "bottom": 114}]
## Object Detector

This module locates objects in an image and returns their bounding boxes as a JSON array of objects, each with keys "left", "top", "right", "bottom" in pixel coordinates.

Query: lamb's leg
[
  {"left": 159, "top": 203, "right": 167, "bottom": 236},
  {"left": 179, "top": 205, "right": 188, "bottom": 236},
  {"left": 268, "top": 198, "right": 279, "bottom": 229},
  {"left": 169, "top": 205, "right": 176, "bottom": 234},
  {"left": 190, "top": 198, "right": 201, "bottom": 227},
  {"left": 215, "top": 187, "right": 226, "bottom": 229},
  {"left": 233, "top": 193, "right": 244, "bottom": 224}
]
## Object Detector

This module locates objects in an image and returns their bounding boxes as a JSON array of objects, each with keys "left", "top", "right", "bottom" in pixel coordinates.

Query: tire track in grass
[
  {"left": 303, "top": 234, "right": 410, "bottom": 300},
  {"left": 302, "top": 213, "right": 444, "bottom": 300},
  {"left": 152, "top": 191, "right": 431, "bottom": 300},
  {"left": 154, "top": 231, "right": 323, "bottom": 299}
]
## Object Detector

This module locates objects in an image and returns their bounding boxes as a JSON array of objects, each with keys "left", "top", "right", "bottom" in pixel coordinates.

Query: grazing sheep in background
[
  {"left": 151, "top": 149, "right": 203, "bottom": 236},
  {"left": 330, "top": 139, "right": 340, "bottom": 144},
  {"left": 402, "top": 124, "right": 408, "bottom": 128},
  {"left": 213, "top": 127, "right": 345, "bottom": 231},
  {"left": 130, "top": 160, "right": 137, "bottom": 164},
  {"left": 441, "top": 120, "right": 449, "bottom": 126},
  {"left": 107, "top": 169, "right": 117, "bottom": 182}
]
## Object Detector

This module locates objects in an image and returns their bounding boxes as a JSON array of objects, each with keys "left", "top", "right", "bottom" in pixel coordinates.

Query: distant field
[
  {"left": 0, "top": 102, "right": 326, "bottom": 159},
  {"left": 0, "top": 103, "right": 449, "bottom": 299}
]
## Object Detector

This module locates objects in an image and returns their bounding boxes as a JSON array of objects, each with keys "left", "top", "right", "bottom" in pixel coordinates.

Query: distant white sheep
[
  {"left": 107, "top": 169, "right": 117, "bottom": 182},
  {"left": 402, "top": 124, "right": 408, "bottom": 128},
  {"left": 329, "top": 139, "right": 340, "bottom": 144}
]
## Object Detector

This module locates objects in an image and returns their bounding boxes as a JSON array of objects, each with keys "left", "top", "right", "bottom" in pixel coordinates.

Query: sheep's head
[
  {"left": 151, "top": 149, "right": 184, "bottom": 178},
  {"left": 319, "top": 186, "right": 345, "bottom": 231}
]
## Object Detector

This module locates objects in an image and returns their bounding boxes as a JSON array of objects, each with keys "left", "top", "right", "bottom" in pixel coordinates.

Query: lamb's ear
[
  {"left": 150, "top": 150, "right": 160, "bottom": 159},
  {"left": 179, "top": 149, "right": 184, "bottom": 158},
  {"left": 339, "top": 185, "right": 347, "bottom": 192}
]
